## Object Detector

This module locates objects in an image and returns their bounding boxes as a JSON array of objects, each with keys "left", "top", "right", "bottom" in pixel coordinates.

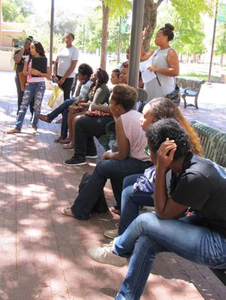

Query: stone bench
[{"left": 176, "top": 77, "right": 205, "bottom": 109}]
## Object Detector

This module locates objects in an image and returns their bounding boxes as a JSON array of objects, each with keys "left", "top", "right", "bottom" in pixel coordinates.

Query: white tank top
[{"left": 121, "top": 110, "right": 149, "bottom": 161}]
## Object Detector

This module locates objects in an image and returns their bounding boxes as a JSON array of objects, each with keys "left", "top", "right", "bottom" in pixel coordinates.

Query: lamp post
[
  {"left": 128, "top": 0, "right": 145, "bottom": 88},
  {"left": 50, "top": 0, "right": 54, "bottom": 73},
  {"left": 208, "top": 0, "right": 218, "bottom": 84}
]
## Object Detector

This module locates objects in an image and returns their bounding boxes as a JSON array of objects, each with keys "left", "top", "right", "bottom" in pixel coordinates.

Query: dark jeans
[
  {"left": 15, "top": 73, "right": 34, "bottom": 115},
  {"left": 73, "top": 115, "right": 114, "bottom": 157},
  {"left": 70, "top": 158, "right": 152, "bottom": 219},
  {"left": 118, "top": 174, "right": 154, "bottom": 235},
  {"left": 47, "top": 98, "right": 74, "bottom": 139},
  {"left": 57, "top": 76, "right": 74, "bottom": 100}
]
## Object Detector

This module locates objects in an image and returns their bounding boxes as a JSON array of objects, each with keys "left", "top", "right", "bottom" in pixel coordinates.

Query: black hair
[
  {"left": 78, "top": 63, "right": 93, "bottom": 78},
  {"left": 32, "top": 41, "right": 46, "bottom": 57},
  {"left": 96, "top": 68, "right": 109, "bottom": 85},
  {"left": 66, "top": 32, "right": 75, "bottom": 40},
  {"left": 112, "top": 68, "right": 120, "bottom": 78},
  {"left": 159, "top": 23, "right": 174, "bottom": 41},
  {"left": 146, "top": 118, "right": 191, "bottom": 160},
  {"left": 111, "top": 84, "right": 138, "bottom": 111},
  {"left": 26, "top": 36, "right": 34, "bottom": 42}
]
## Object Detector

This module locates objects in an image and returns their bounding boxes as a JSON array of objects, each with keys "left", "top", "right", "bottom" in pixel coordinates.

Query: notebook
[{"left": 31, "top": 57, "right": 47, "bottom": 77}]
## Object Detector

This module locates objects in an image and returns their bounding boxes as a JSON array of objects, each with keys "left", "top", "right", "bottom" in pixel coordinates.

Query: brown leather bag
[{"left": 19, "top": 72, "right": 27, "bottom": 91}]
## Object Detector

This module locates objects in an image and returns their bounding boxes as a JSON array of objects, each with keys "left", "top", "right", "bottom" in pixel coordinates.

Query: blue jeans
[
  {"left": 119, "top": 174, "right": 154, "bottom": 235},
  {"left": 48, "top": 98, "right": 74, "bottom": 139},
  {"left": 70, "top": 158, "right": 151, "bottom": 219},
  {"left": 113, "top": 213, "right": 226, "bottom": 300},
  {"left": 15, "top": 82, "right": 45, "bottom": 130}
]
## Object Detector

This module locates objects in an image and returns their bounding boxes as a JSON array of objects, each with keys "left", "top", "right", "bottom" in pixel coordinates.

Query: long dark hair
[
  {"left": 28, "top": 41, "right": 46, "bottom": 66},
  {"left": 91, "top": 68, "right": 109, "bottom": 95},
  {"left": 32, "top": 41, "right": 46, "bottom": 57}
]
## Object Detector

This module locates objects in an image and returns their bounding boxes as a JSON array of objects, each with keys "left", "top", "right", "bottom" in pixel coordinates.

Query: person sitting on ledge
[
  {"left": 37, "top": 63, "right": 93, "bottom": 143},
  {"left": 88, "top": 118, "right": 226, "bottom": 300},
  {"left": 62, "top": 84, "right": 152, "bottom": 220}
]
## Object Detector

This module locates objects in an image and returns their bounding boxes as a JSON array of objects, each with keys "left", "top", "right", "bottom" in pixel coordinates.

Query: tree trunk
[
  {"left": 143, "top": 0, "right": 163, "bottom": 52},
  {"left": 100, "top": 2, "right": 109, "bottom": 69}
]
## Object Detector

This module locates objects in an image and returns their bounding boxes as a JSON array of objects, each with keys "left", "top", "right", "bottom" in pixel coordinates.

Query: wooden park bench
[{"left": 176, "top": 77, "right": 205, "bottom": 109}]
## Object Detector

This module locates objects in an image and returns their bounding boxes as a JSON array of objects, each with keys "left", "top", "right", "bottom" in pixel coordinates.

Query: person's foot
[
  {"left": 87, "top": 244, "right": 126, "bottom": 267},
  {"left": 7, "top": 128, "right": 21, "bottom": 134},
  {"left": 104, "top": 228, "right": 119, "bottom": 239},
  {"left": 109, "top": 206, "right": 120, "bottom": 216},
  {"left": 59, "top": 138, "right": 71, "bottom": 144},
  {"left": 32, "top": 126, "right": 37, "bottom": 134},
  {"left": 63, "top": 156, "right": 87, "bottom": 166},
  {"left": 37, "top": 114, "right": 51, "bottom": 123},
  {"left": 61, "top": 207, "right": 74, "bottom": 218},
  {"left": 63, "top": 142, "right": 74, "bottom": 149},
  {"left": 54, "top": 136, "right": 63, "bottom": 143}
]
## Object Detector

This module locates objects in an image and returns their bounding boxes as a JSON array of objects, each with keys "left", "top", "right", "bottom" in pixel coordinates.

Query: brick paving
[{"left": 0, "top": 71, "right": 226, "bottom": 300}]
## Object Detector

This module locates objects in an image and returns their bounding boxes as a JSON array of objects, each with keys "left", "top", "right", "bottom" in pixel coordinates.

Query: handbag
[
  {"left": 155, "top": 73, "right": 181, "bottom": 106},
  {"left": 165, "top": 84, "right": 181, "bottom": 106},
  {"left": 47, "top": 83, "right": 64, "bottom": 109},
  {"left": 78, "top": 172, "right": 109, "bottom": 215},
  {"left": 19, "top": 72, "right": 27, "bottom": 92}
]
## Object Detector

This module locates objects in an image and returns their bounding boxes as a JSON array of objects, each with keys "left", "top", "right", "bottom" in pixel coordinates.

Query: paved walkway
[{"left": 0, "top": 71, "right": 226, "bottom": 300}]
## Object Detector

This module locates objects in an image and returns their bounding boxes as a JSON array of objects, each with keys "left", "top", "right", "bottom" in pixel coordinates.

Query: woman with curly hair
[
  {"left": 103, "top": 97, "right": 203, "bottom": 239},
  {"left": 64, "top": 68, "right": 110, "bottom": 148}
]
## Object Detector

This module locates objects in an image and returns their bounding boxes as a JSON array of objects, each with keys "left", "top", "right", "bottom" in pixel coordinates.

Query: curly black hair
[
  {"left": 159, "top": 23, "right": 174, "bottom": 41},
  {"left": 146, "top": 118, "right": 191, "bottom": 160},
  {"left": 111, "top": 84, "right": 138, "bottom": 111},
  {"left": 78, "top": 63, "right": 93, "bottom": 78}
]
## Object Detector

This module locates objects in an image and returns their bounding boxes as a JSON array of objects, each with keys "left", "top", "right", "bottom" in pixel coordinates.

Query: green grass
[{"left": 180, "top": 72, "right": 208, "bottom": 81}]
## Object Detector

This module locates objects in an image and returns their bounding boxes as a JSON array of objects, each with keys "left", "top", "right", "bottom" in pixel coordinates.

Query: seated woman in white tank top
[{"left": 62, "top": 84, "right": 152, "bottom": 220}]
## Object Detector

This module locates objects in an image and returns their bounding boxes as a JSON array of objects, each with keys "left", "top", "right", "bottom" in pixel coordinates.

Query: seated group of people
[{"left": 39, "top": 72, "right": 226, "bottom": 299}]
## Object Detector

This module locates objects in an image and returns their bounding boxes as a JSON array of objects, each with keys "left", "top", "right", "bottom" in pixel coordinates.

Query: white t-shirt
[{"left": 57, "top": 46, "right": 79, "bottom": 78}]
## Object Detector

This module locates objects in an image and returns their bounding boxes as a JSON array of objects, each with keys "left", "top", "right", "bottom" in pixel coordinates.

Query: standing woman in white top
[
  {"left": 143, "top": 24, "right": 179, "bottom": 101},
  {"left": 52, "top": 33, "right": 79, "bottom": 100},
  {"left": 7, "top": 41, "right": 51, "bottom": 134}
]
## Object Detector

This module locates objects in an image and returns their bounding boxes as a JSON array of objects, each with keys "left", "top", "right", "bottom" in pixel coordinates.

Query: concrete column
[
  {"left": 50, "top": 0, "right": 54, "bottom": 73},
  {"left": 0, "top": 0, "right": 3, "bottom": 46},
  {"left": 128, "top": 0, "right": 145, "bottom": 88}
]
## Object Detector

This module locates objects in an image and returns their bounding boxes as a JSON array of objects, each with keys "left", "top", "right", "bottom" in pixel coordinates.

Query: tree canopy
[{"left": 2, "top": 0, "right": 33, "bottom": 22}]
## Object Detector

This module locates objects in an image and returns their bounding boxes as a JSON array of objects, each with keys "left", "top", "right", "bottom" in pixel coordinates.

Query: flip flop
[
  {"left": 63, "top": 142, "right": 74, "bottom": 149},
  {"left": 61, "top": 207, "right": 74, "bottom": 218}
]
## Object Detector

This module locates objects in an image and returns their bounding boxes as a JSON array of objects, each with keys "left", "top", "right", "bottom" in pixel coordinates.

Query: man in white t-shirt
[{"left": 53, "top": 33, "right": 79, "bottom": 100}]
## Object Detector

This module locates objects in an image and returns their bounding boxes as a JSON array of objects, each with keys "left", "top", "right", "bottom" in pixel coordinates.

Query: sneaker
[
  {"left": 87, "top": 244, "right": 126, "bottom": 267},
  {"left": 63, "top": 156, "right": 87, "bottom": 166},
  {"left": 37, "top": 114, "right": 51, "bottom": 123},
  {"left": 7, "top": 128, "right": 21, "bottom": 134},
  {"left": 86, "top": 154, "right": 98, "bottom": 159},
  {"left": 104, "top": 228, "right": 119, "bottom": 239},
  {"left": 32, "top": 126, "right": 37, "bottom": 134}
]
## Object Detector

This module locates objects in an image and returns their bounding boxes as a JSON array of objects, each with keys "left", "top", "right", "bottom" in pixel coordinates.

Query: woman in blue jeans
[
  {"left": 7, "top": 41, "right": 50, "bottom": 134},
  {"left": 104, "top": 97, "right": 203, "bottom": 238},
  {"left": 62, "top": 84, "right": 152, "bottom": 219},
  {"left": 88, "top": 119, "right": 226, "bottom": 300}
]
